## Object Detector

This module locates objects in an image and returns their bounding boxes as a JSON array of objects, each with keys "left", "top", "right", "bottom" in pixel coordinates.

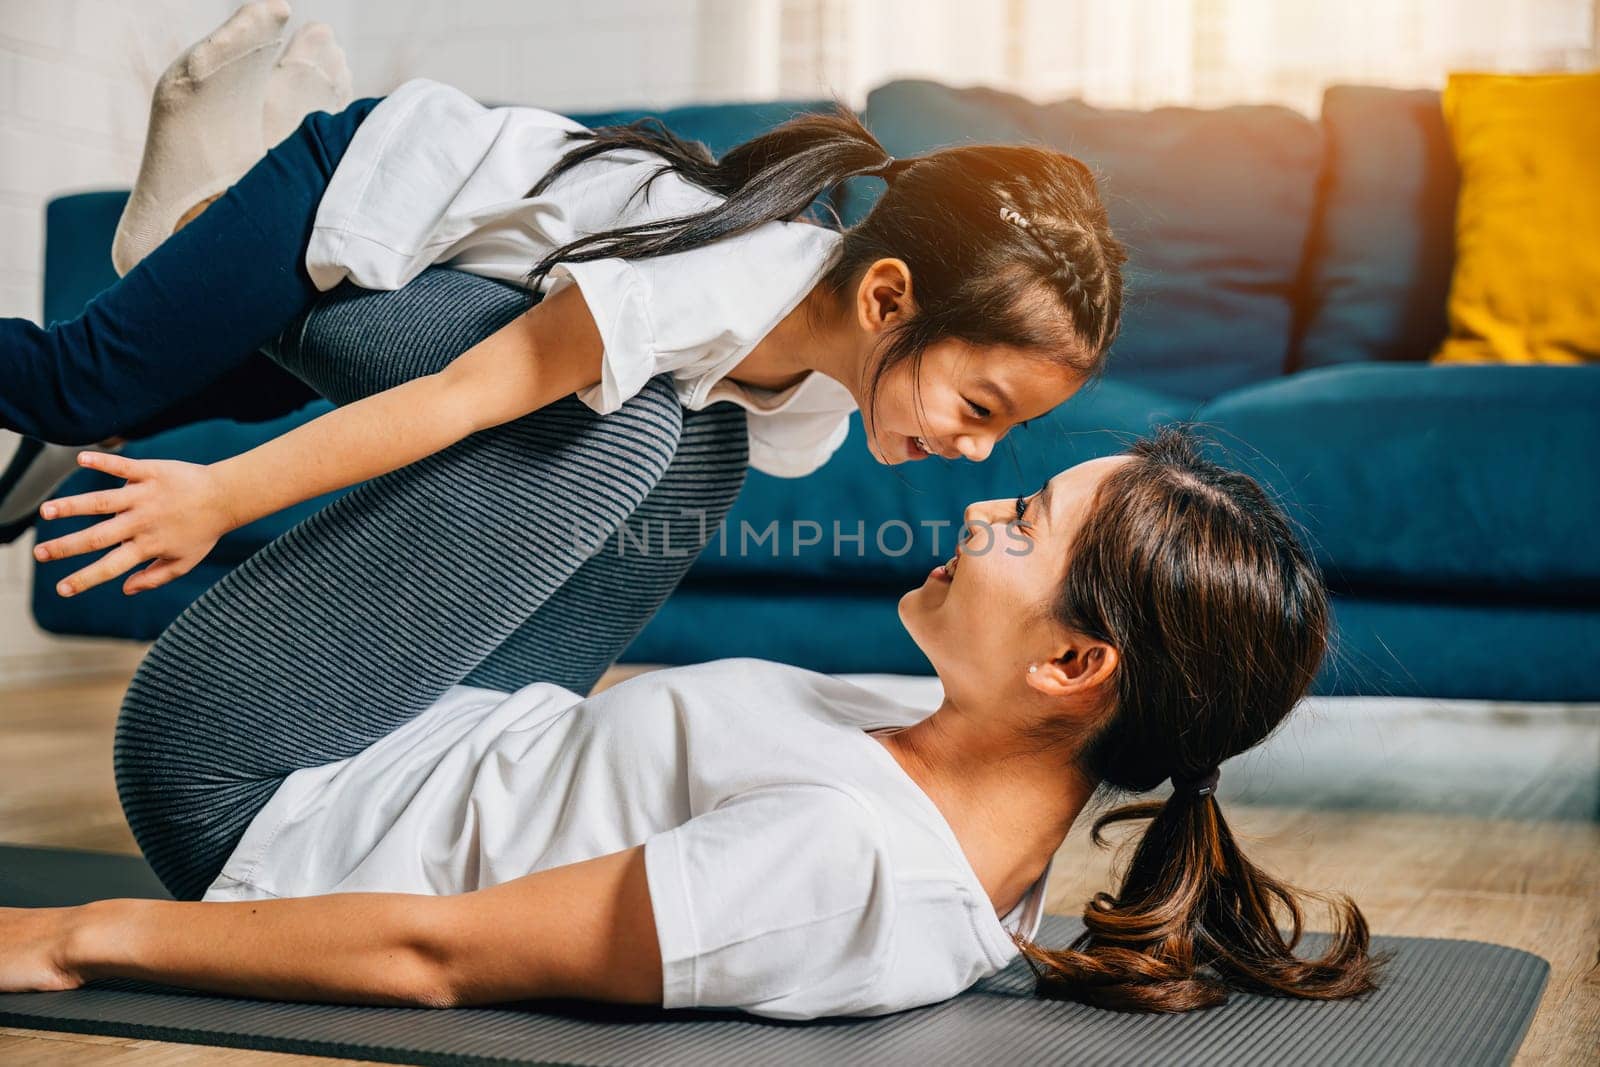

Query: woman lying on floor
[{"left": 0, "top": 426, "right": 1382, "bottom": 1019}]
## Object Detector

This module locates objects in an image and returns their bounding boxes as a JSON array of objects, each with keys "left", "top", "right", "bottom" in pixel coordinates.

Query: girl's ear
[
  {"left": 856, "top": 257, "right": 914, "bottom": 332},
  {"left": 1026, "top": 638, "right": 1119, "bottom": 700}
]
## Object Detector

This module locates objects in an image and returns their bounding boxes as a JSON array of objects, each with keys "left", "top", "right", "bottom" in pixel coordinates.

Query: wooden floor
[{"left": 2, "top": 666, "right": 1596, "bottom": 1066}]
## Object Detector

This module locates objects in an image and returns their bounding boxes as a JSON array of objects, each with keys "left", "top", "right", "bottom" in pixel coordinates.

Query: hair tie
[
  {"left": 870, "top": 156, "right": 911, "bottom": 181},
  {"left": 999, "top": 205, "right": 1032, "bottom": 229},
  {"left": 1171, "top": 765, "right": 1221, "bottom": 797}
]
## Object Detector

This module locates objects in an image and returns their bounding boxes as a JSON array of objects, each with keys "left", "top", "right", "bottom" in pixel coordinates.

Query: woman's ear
[
  {"left": 1026, "top": 636, "right": 1119, "bottom": 700},
  {"left": 856, "top": 257, "right": 914, "bottom": 333}
]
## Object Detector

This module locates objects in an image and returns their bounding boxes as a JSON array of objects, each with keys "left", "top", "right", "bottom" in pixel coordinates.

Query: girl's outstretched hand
[
  {"left": 33, "top": 452, "right": 234, "bottom": 598},
  {"left": 0, "top": 904, "right": 83, "bottom": 992}
]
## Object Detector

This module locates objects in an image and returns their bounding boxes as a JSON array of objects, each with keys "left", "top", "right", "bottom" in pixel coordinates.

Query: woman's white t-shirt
[
  {"left": 304, "top": 79, "right": 857, "bottom": 478},
  {"left": 202, "top": 659, "right": 1052, "bottom": 1021}
]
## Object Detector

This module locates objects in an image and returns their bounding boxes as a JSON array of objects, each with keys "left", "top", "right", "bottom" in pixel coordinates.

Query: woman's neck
[{"left": 875, "top": 703, "right": 1094, "bottom": 915}]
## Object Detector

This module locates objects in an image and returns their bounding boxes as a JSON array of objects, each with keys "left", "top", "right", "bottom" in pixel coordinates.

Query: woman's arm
[
  {"left": 6, "top": 846, "right": 662, "bottom": 1008},
  {"left": 35, "top": 281, "right": 607, "bottom": 597}
]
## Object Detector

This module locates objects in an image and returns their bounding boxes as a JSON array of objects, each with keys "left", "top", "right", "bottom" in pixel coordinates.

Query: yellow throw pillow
[{"left": 1434, "top": 71, "right": 1600, "bottom": 365}]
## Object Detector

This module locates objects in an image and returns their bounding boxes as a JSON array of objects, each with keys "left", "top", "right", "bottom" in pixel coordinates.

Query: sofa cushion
[
  {"left": 686, "top": 377, "right": 1195, "bottom": 586},
  {"left": 1195, "top": 363, "right": 1600, "bottom": 596},
  {"left": 1433, "top": 72, "right": 1600, "bottom": 366},
  {"left": 1293, "top": 87, "right": 1457, "bottom": 370},
  {"left": 44, "top": 191, "right": 128, "bottom": 325},
  {"left": 842, "top": 79, "right": 1325, "bottom": 400}
]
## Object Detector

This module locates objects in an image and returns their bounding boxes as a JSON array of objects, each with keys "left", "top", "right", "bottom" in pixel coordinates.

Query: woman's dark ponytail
[
  {"left": 526, "top": 102, "right": 890, "bottom": 292},
  {"left": 1016, "top": 790, "right": 1384, "bottom": 1012},
  {"left": 1015, "top": 428, "right": 1387, "bottom": 1012}
]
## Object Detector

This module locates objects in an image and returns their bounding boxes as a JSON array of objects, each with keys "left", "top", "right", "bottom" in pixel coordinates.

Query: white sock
[
  {"left": 262, "top": 21, "right": 354, "bottom": 149},
  {"left": 111, "top": 0, "right": 292, "bottom": 276}
]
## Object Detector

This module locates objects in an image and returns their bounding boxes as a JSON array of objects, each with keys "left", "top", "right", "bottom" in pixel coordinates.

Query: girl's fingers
[
  {"left": 76, "top": 451, "right": 139, "bottom": 478},
  {"left": 54, "top": 543, "right": 148, "bottom": 598},
  {"left": 32, "top": 516, "right": 134, "bottom": 564},
  {"left": 39, "top": 486, "right": 130, "bottom": 521},
  {"left": 123, "top": 558, "right": 188, "bottom": 596}
]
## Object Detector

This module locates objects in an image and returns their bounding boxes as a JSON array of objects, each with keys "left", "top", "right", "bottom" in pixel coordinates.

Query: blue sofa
[{"left": 30, "top": 80, "right": 1600, "bottom": 701}]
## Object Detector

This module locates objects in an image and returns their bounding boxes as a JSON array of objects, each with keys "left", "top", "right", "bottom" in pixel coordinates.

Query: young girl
[
  {"left": 4, "top": 1, "right": 1124, "bottom": 596},
  {"left": 0, "top": 430, "right": 1381, "bottom": 1018}
]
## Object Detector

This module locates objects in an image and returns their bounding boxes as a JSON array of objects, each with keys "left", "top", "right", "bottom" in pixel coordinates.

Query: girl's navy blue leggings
[{"left": 1, "top": 96, "right": 383, "bottom": 445}]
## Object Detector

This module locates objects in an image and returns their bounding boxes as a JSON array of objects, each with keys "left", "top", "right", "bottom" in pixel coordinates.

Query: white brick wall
[{"left": 0, "top": 0, "right": 765, "bottom": 686}]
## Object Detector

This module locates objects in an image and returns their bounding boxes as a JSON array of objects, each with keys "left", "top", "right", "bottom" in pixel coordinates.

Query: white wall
[{"left": 0, "top": 0, "right": 761, "bottom": 685}]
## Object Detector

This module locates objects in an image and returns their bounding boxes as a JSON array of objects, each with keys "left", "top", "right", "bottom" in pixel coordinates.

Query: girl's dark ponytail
[{"left": 526, "top": 102, "right": 889, "bottom": 293}]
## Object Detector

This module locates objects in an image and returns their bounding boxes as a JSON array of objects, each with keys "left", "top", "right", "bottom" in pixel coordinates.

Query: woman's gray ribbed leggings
[{"left": 114, "top": 269, "right": 750, "bottom": 902}]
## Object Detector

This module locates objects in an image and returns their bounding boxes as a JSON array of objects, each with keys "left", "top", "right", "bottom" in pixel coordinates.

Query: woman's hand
[
  {"left": 33, "top": 452, "right": 235, "bottom": 597},
  {"left": 0, "top": 905, "right": 84, "bottom": 993}
]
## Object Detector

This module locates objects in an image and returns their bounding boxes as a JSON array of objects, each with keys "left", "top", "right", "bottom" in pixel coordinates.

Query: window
[{"left": 762, "top": 0, "right": 1597, "bottom": 114}]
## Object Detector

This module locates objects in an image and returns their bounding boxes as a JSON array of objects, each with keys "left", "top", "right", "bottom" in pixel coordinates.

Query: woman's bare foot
[{"left": 111, "top": 0, "right": 292, "bottom": 275}]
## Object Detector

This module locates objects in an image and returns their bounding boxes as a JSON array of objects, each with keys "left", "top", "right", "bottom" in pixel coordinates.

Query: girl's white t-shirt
[
  {"left": 304, "top": 79, "right": 857, "bottom": 478},
  {"left": 202, "top": 658, "right": 1052, "bottom": 1021}
]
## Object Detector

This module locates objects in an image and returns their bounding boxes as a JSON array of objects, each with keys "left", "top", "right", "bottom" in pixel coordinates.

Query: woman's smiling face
[
  {"left": 898, "top": 455, "right": 1131, "bottom": 702},
  {"left": 861, "top": 339, "right": 1084, "bottom": 465}
]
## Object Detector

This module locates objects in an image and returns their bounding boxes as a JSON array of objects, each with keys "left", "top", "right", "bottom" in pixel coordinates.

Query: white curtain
[{"left": 765, "top": 0, "right": 1598, "bottom": 114}]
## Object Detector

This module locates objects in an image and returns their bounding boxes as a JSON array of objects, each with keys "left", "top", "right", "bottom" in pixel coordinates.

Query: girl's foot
[
  {"left": 0, "top": 434, "right": 121, "bottom": 544},
  {"left": 111, "top": 0, "right": 293, "bottom": 275},
  {"left": 262, "top": 21, "right": 353, "bottom": 149}
]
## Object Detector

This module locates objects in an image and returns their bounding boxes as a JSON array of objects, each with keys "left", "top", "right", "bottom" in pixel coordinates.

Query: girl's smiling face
[
  {"left": 862, "top": 339, "right": 1085, "bottom": 465},
  {"left": 839, "top": 257, "right": 1089, "bottom": 466}
]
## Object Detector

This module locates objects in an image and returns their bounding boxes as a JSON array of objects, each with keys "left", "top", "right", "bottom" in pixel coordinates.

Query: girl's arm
[
  {"left": 35, "top": 282, "right": 607, "bottom": 597},
  {"left": 214, "top": 278, "right": 606, "bottom": 532},
  {"left": 5, "top": 845, "right": 662, "bottom": 1008}
]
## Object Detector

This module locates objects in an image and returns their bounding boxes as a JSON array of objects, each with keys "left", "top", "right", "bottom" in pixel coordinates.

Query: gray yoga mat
[{"left": 0, "top": 844, "right": 1548, "bottom": 1067}]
